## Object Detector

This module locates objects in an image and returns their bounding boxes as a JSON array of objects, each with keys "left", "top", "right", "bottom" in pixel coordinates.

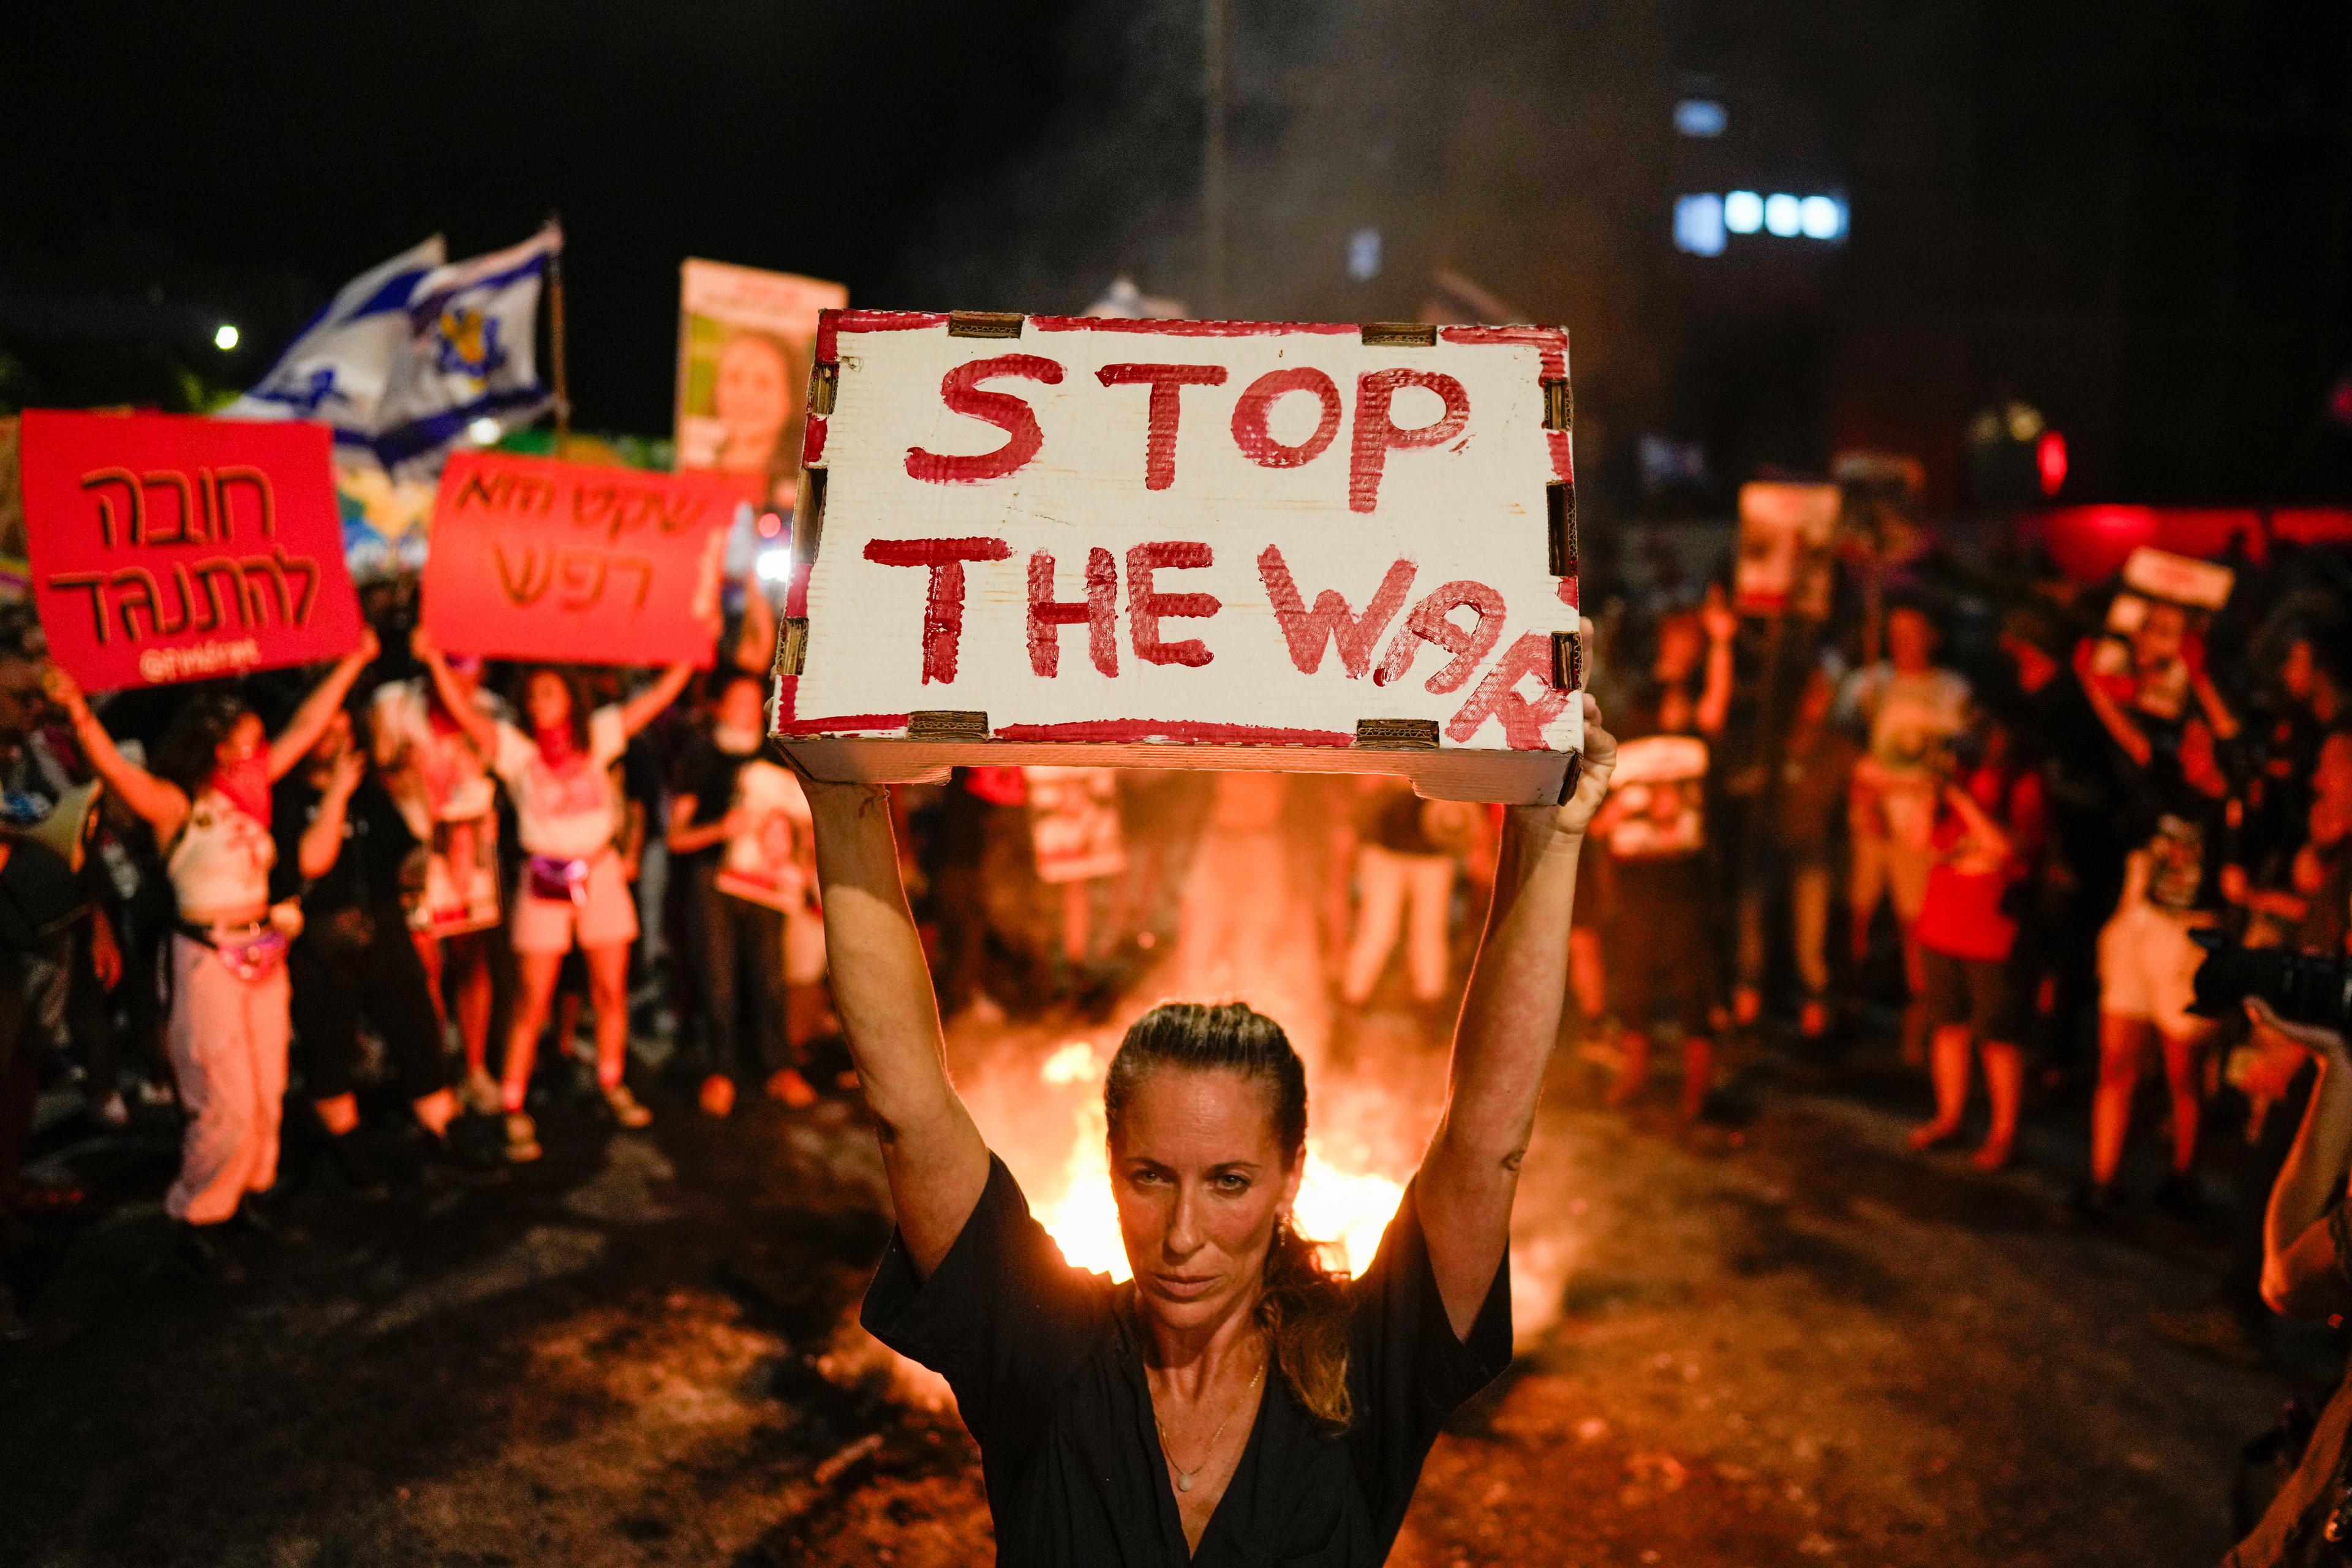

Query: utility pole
[{"left": 1203, "top": 0, "right": 1228, "bottom": 317}]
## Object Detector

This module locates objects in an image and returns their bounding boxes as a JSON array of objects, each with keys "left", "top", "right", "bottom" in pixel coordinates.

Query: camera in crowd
[{"left": 2190, "top": 930, "right": 2352, "bottom": 1033}]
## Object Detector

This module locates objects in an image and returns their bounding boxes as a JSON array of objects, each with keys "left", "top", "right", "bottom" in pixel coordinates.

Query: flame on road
[{"left": 1027, "top": 1041, "right": 1405, "bottom": 1283}]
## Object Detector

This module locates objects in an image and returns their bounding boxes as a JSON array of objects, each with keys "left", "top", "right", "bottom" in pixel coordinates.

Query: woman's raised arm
[
  {"left": 1415, "top": 689, "right": 1616, "bottom": 1340},
  {"left": 800, "top": 773, "right": 990, "bottom": 1276},
  {"left": 618, "top": 660, "right": 696, "bottom": 742},
  {"left": 268, "top": 627, "right": 380, "bottom": 780},
  {"left": 45, "top": 665, "right": 190, "bottom": 840},
  {"left": 410, "top": 627, "right": 499, "bottom": 758}
]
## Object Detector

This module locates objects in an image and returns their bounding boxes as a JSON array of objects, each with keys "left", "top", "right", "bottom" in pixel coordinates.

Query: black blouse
[{"left": 861, "top": 1154, "right": 1512, "bottom": 1567}]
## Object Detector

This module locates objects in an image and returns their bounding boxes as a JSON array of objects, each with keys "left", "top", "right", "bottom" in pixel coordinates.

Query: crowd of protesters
[{"left": 9, "top": 511, "right": 2352, "bottom": 1393}]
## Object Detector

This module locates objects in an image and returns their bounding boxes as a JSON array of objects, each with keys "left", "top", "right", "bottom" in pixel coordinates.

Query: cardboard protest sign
[
  {"left": 420, "top": 451, "right": 730, "bottom": 666},
  {"left": 19, "top": 410, "right": 363, "bottom": 688},
  {"left": 1023, "top": 766, "right": 1127, "bottom": 883},
  {"left": 774, "top": 312, "right": 1584, "bottom": 804},
  {"left": 673, "top": 260, "right": 848, "bottom": 515},
  {"left": 2092, "top": 545, "right": 2238, "bottom": 721},
  {"left": 1734, "top": 481, "right": 1839, "bottom": 618}
]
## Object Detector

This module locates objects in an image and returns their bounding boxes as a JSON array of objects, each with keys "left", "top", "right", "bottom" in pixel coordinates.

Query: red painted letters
[
  {"left": 863, "top": 537, "right": 1012, "bottom": 682},
  {"left": 1096, "top": 363, "right": 1229, "bottom": 491},
  {"left": 1230, "top": 368, "right": 1344, "bottom": 470},
  {"left": 1374, "top": 579, "right": 1507, "bottom": 692},
  {"left": 1126, "top": 541, "right": 1220, "bottom": 668},
  {"left": 1257, "top": 545, "right": 1415, "bottom": 679},
  {"left": 1028, "top": 547, "right": 1120, "bottom": 677},
  {"left": 1447, "top": 631, "right": 1572, "bottom": 748},
  {"left": 1350, "top": 369, "right": 1470, "bottom": 513},
  {"left": 903, "top": 355, "right": 1065, "bottom": 483}
]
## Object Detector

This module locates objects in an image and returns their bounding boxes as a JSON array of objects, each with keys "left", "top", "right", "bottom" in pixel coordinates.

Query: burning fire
[{"left": 1030, "top": 1040, "right": 1405, "bottom": 1283}]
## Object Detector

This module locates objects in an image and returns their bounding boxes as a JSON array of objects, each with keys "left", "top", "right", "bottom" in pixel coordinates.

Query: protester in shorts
[
  {"left": 2084, "top": 709, "right": 2242, "bottom": 1212},
  {"left": 1906, "top": 717, "right": 2046, "bottom": 1172},
  {"left": 47, "top": 634, "right": 379, "bottom": 1276},
  {"left": 412, "top": 629, "right": 697, "bottom": 1163},
  {"left": 1840, "top": 602, "right": 1970, "bottom": 1019},
  {"left": 371, "top": 654, "right": 507, "bottom": 1112}
]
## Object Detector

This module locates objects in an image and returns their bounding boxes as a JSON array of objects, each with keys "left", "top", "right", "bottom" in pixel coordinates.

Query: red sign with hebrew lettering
[
  {"left": 20, "top": 410, "right": 364, "bottom": 689},
  {"left": 420, "top": 451, "right": 731, "bottom": 666}
]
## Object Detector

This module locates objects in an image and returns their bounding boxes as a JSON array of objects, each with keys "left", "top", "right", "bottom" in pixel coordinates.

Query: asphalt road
[{"left": 0, "top": 1016, "right": 2320, "bottom": 1568}]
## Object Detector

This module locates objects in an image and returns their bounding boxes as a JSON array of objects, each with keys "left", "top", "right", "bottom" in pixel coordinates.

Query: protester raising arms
[
  {"left": 45, "top": 630, "right": 378, "bottom": 1275},
  {"left": 804, "top": 686, "right": 1616, "bottom": 1566},
  {"left": 411, "top": 628, "right": 697, "bottom": 1162}
]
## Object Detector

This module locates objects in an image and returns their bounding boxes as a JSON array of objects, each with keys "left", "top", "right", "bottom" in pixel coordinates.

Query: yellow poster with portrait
[{"left": 672, "top": 260, "right": 847, "bottom": 516}]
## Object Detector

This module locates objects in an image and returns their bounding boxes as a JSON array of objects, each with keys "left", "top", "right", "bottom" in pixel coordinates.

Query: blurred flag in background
[{"left": 226, "top": 224, "right": 560, "bottom": 477}]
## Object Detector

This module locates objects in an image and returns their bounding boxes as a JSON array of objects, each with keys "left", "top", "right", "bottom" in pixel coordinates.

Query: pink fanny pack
[
  {"left": 524, "top": 854, "right": 591, "bottom": 907},
  {"left": 181, "top": 922, "right": 288, "bottom": 982}
]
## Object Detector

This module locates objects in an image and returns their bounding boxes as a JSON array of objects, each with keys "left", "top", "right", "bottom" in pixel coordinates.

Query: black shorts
[{"left": 1917, "top": 946, "right": 2022, "bottom": 1044}]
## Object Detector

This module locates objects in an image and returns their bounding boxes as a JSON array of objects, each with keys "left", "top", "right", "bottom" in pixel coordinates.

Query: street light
[{"left": 213, "top": 323, "right": 239, "bottom": 352}]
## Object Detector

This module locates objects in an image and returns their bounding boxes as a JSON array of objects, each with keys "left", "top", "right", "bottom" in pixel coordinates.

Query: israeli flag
[
  {"left": 222, "top": 236, "right": 448, "bottom": 439},
  {"left": 372, "top": 222, "right": 561, "bottom": 473}
]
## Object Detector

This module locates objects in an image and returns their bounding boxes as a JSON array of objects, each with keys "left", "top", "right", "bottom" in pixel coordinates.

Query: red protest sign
[
  {"left": 20, "top": 410, "right": 363, "bottom": 689},
  {"left": 420, "top": 451, "right": 731, "bottom": 666}
]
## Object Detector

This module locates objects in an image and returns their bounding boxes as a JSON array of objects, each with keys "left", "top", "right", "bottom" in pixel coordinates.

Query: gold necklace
[{"left": 1153, "top": 1355, "right": 1265, "bottom": 1494}]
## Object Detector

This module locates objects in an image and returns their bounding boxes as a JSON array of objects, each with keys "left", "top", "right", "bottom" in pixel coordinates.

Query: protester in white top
[
  {"left": 47, "top": 632, "right": 377, "bottom": 1272},
  {"left": 1838, "top": 603, "right": 1971, "bottom": 1018},
  {"left": 413, "top": 627, "right": 698, "bottom": 1163},
  {"left": 372, "top": 663, "right": 507, "bottom": 1109}
]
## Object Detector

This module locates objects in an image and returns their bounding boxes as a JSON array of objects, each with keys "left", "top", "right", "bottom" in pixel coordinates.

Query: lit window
[
  {"left": 1673, "top": 194, "right": 1725, "bottom": 257},
  {"left": 1673, "top": 99, "right": 1727, "bottom": 138},
  {"left": 1763, "top": 194, "right": 1801, "bottom": 236},
  {"left": 1799, "top": 195, "right": 1845, "bottom": 239},
  {"left": 1724, "top": 191, "right": 1764, "bottom": 234}
]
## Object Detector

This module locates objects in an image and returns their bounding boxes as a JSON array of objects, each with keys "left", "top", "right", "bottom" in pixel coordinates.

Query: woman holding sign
[
  {"left": 45, "top": 631, "right": 378, "bottom": 1277},
  {"left": 798, "top": 688, "right": 1616, "bottom": 1567},
  {"left": 668, "top": 669, "right": 823, "bottom": 1118},
  {"left": 412, "top": 632, "right": 696, "bottom": 1163}
]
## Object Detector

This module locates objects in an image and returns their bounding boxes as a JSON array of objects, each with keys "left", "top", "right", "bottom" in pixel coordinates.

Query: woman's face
[
  {"left": 307, "top": 709, "right": 353, "bottom": 766},
  {"left": 714, "top": 336, "right": 791, "bottom": 467},
  {"left": 214, "top": 712, "right": 266, "bottom": 772},
  {"left": 1112, "top": 1066, "right": 1303, "bottom": 1333},
  {"left": 1887, "top": 608, "right": 1934, "bottom": 673},
  {"left": 715, "top": 678, "right": 766, "bottom": 734},
  {"left": 526, "top": 671, "right": 574, "bottom": 736},
  {"left": 2135, "top": 603, "right": 2188, "bottom": 671},
  {"left": 2283, "top": 640, "right": 2316, "bottom": 702},
  {"left": 1653, "top": 617, "right": 1702, "bottom": 683}
]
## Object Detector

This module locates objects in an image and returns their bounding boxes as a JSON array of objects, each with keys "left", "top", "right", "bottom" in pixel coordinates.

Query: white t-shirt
[
  {"left": 1841, "top": 662, "right": 1970, "bottom": 845},
  {"left": 372, "top": 679, "right": 504, "bottom": 837},
  {"left": 166, "top": 787, "right": 275, "bottom": 917},
  {"left": 491, "top": 706, "right": 628, "bottom": 860}
]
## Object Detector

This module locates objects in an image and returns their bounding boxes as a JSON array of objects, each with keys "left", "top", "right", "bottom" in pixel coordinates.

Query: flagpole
[{"left": 547, "top": 211, "right": 571, "bottom": 452}]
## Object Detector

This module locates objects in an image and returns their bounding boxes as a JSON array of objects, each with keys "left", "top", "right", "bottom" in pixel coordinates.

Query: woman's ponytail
[{"left": 1256, "top": 1215, "right": 1353, "bottom": 1433}]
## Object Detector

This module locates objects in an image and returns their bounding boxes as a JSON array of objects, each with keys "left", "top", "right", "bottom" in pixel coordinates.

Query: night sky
[
  {"left": 3, "top": 1, "right": 1118, "bottom": 433},
  {"left": 6, "top": 2, "right": 2348, "bottom": 502}
]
